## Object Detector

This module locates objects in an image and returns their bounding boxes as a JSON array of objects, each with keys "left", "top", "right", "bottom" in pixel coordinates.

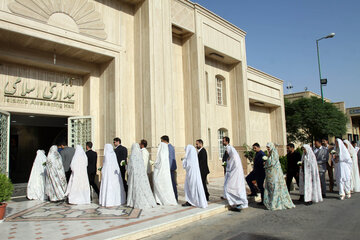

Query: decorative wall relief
[{"left": 8, "top": 0, "right": 107, "bottom": 40}]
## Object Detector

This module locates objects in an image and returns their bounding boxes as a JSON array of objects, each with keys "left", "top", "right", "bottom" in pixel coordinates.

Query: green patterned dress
[{"left": 264, "top": 143, "right": 295, "bottom": 211}]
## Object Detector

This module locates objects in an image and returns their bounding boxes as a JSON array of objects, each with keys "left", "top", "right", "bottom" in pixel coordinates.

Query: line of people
[
  {"left": 26, "top": 136, "right": 211, "bottom": 210},
  {"left": 245, "top": 137, "right": 360, "bottom": 211},
  {"left": 26, "top": 134, "right": 359, "bottom": 212}
]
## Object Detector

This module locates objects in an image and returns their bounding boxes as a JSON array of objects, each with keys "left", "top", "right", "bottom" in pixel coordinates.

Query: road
[{"left": 144, "top": 192, "right": 359, "bottom": 240}]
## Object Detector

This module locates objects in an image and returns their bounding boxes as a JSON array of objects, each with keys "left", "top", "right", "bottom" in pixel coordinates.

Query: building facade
[{"left": 0, "top": 0, "right": 286, "bottom": 183}]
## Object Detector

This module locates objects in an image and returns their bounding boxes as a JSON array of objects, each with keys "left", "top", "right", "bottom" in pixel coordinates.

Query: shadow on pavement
[{"left": 227, "top": 232, "right": 284, "bottom": 240}]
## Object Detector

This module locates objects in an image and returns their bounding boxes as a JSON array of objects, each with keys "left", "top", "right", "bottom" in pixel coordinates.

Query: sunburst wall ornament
[{"left": 8, "top": 0, "right": 107, "bottom": 40}]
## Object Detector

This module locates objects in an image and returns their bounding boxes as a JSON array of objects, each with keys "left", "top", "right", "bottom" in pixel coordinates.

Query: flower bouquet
[
  {"left": 98, "top": 167, "right": 103, "bottom": 171},
  {"left": 149, "top": 160, "right": 154, "bottom": 166},
  {"left": 222, "top": 161, "right": 227, "bottom": 167},
  {"left": 120, "top": 160, "right": 126, "bottom": 167},
  {"left": 42, "top": 162, "right": 47, "bottom": 167},
  {"left": 262, "top": 156, "right": 268, "bottom": 161},
  {"left": 297, "top": 161, "right": 302, "bottom": 166}
]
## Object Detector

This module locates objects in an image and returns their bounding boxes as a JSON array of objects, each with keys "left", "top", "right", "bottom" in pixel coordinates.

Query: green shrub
[
  {"left": 279, "top": 156, "right": 288, "bottom": 174},
  {"left": 0, "top": 174, "right": 13, "bottom": 203},
  {"left": 243, "top": 144, "right": 255, "bottom": 163}
]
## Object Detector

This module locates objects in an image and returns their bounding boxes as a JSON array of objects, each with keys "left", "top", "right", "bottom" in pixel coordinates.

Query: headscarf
[
  {"left": 47, "top": 145, "right": 62, "bottom": 164},
  {"left": 344, "top": 140, "right": 356, "bottom": 159},
  {"left": 154, "top": 142, "right": 169, "bottom": 169},
  {"left": 71, "top": 145, "right": 88, "bottom": 171},
  {"left": 266, "top": 142, "right": 279, "bottom": 160},
  {"left": 183, "top": 145, "right": 200, "bottom": 171},
  {"left": 336, "top": 139, "right": 351, "bottom": 162},
  {"left": 128, "top": 143, "right": 143, "bottom": 172},
  {"left": 302, "top": 144, "right": 316, "bottom": 163},
  {"left": 103, "top": 143, "right": 119, "bottom": 170}
]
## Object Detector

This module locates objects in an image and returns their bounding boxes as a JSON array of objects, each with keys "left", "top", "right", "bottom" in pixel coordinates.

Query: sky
[{"left": 193, "top": 0, "right": 360, "bottom": 107}]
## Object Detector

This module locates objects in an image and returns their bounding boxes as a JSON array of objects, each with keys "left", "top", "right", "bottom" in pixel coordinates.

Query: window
[
  {"left": 216, "top": 75, "right": 226, "bottom": 105},
  {"left": 218, "top": 128, "right": 228, "bottom": 160},
  {"left": 205, "top": 71, "right": 209, "bottom": 104}
]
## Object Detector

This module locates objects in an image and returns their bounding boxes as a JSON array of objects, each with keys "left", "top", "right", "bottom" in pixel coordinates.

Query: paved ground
[
  {"left": 0, "top": 177, "right": 230, "bottom": 240},
  {"left": 144, "top": 190, "right": 359, "bottom": 240}
]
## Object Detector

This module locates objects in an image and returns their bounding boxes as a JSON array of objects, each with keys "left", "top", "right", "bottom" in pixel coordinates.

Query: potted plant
[{"left": 0, "top": 174, "right": 14, "bottom": 222}]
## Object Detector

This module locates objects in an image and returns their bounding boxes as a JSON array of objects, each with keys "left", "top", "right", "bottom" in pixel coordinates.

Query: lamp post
[{"left": 316, "top": 32, "right": 335, "bottom": 103}]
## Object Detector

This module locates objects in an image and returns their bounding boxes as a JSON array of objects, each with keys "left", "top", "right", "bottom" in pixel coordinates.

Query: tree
[{"left": 285, "top": 97, "right": 347, "bottom": 143}]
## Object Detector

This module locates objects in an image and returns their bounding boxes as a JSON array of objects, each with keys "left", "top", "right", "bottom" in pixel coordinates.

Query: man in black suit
[
  {"left": 222, "top": 137, "right": 230, "bottom": 175},
  {"left": 245, "top": 143, "right": 265, "bottom": 204},
  {"left": 114, "top": 137, "right": 128, "bottom": 194},
  {"left": 196, "top": 139, "right": 210, "bottom": 201},
  {"left": 85, "top": 141, "right": 99, "bottom": 197},
  {"left": 286, "top": 143, "right": 301, "bottom": 194}
]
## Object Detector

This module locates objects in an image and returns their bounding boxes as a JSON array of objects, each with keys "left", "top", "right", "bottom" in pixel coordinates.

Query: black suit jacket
[
  {"left": 253, "top": 150, "right": 265, "bottom": 179},
  {"left": 198, "top": 148, "right": 210, "bottom": 176},
  {"left": 86, "top": 150, "right": 97, "bottom": 175},
  {"left": 114, "top": 145, "right": 128, "bottom": 173}
]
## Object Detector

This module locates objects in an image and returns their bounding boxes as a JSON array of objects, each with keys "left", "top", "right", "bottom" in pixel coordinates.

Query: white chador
[
  {"left": 299, "top": 145, "right": 323, "bottom": 203},
  {"left": 45, "top": 145, "right": 67, "bottom": 202},
  {"left": 334, "top": 139, "right": 352, "bottom": 198},
  {"left": 27, "top": 150, "right": 47, "bottom": 201},
  {"left": 183, "top": 145, "right": 208, "bottom": 208},
  {"left": 127, "top": 143, "right": 156, "bottom": 209},
  {"left": 224, "top": 145, "right": 248, "bottom": 208},
  {"left": 344, "top": 140, "right": 360, "bottom": 192},
  {"left": 99, "top": 144, "right": 126, "bottom": 207},
  {"left": 153, "top": 142, "right": 177, "bottom": 205},
  {"left": 65, "top": 145, "right": 90, "bottom": 204}
]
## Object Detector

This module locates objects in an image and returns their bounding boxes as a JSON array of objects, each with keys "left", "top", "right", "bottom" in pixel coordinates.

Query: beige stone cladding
[{"left": 0, "top": 0, "right": 287, "bottom": 183}]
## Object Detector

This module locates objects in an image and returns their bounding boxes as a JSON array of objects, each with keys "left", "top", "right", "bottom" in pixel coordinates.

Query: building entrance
[{"left": 9, "top": 113, "right": 67, "bottom": 183}]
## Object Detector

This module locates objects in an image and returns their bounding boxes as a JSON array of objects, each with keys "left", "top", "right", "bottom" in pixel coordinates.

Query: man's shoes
[
  {"left": 304, "top": 201, "right": 313, "bottom": 206},
  {"left": 220, "top": 196, "right": 227, "bottom": 200},
  {"left": 182, "top": 202, "right": 192, "bottom": 207},
  {"left": 298, "top": 195, "right": 304, "bottom": 202},
  {"left": 322, "top": 194, "right": 327, "bottom": 198},
  {"left": 257, "top": 202, "right": 264, "bottom": 206},
  {"left": 247, "top": 193, "right": 257, "bottom": 197}
]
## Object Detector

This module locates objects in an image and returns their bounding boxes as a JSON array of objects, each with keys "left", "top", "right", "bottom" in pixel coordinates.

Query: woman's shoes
[
  {"left": 346, "top": 193, "right": 351, "bottom": 199},
  {"left": 339, "top": 195, "right": 345, "bottom": 200}
]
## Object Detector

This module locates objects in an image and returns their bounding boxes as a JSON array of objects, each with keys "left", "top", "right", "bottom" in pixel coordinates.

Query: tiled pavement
[{"left": 1, "top": 177, "right": 246, "bottom": 240}]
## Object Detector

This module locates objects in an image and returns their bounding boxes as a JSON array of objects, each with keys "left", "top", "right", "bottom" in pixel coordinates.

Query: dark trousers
[
  {"left": 201, "top": 173, "right": 210, "bottom": 201},
  {"left": 286, "top": 171, "right": 299, "bottom": 192},
  {"left": 65, "top": 170, "right": 72, "bottom": 183},
  {"left": 171, "top": 170, "right": 178, "bottom": 201},
  {"left": 326, "top": 162, "right": 334, "bottom": 192},
  {"left": 246, "top": 172, "right": 265, "bottom": 202},
  {"left": 120, "top": 167, "right": 128, "bottom": 194},
  {"left": 88, "top": 173, "right": 100, "bottom": 196}
]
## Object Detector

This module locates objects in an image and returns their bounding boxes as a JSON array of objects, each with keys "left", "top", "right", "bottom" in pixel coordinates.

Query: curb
[{"left": 110, "top": 204, "right": 228, "bottom": 240}]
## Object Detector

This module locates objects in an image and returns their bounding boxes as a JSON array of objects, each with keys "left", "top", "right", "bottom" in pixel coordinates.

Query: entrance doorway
[{"left": 9, "top": 113, "right": 67, "bottom": 183}]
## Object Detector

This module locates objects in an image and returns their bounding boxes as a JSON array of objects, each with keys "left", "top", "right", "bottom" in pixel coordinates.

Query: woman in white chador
[
  {"left": 334, "top": 139, "right": 353, "bottom": 200},
  {"left": 224, "top": 145, "right": 248, "bottom": 210},
  {"left": 99, "top": 144, "right": 126, "bottom": 207},
  {"left": 127, "top": 143, "right": 156, "bottom": 209},
  {"left": 343, "top": 140, "right": 360, "bottom": 192},
  {"left": 27, "top": 150, "right": 47, "bottom": 201},
  {"left": 45, "top": 145, "right": 67, "bottom": 202},
  {"left": 153, "top": 142, "right": 177, "bottom": 205},
  {"left": 65, "top": 145, "right": 90, "bottom": 204},
  {"left": 182, "top": 145, "right": 208, "bottom": 208},
  {"left": 299, "top": 145, "right": 323, "bottom": 204}
]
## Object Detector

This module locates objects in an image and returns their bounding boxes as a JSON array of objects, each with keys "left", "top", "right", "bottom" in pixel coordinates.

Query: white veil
[{"left": 27, "top": 150, "right": 47, "bottom": 201}]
